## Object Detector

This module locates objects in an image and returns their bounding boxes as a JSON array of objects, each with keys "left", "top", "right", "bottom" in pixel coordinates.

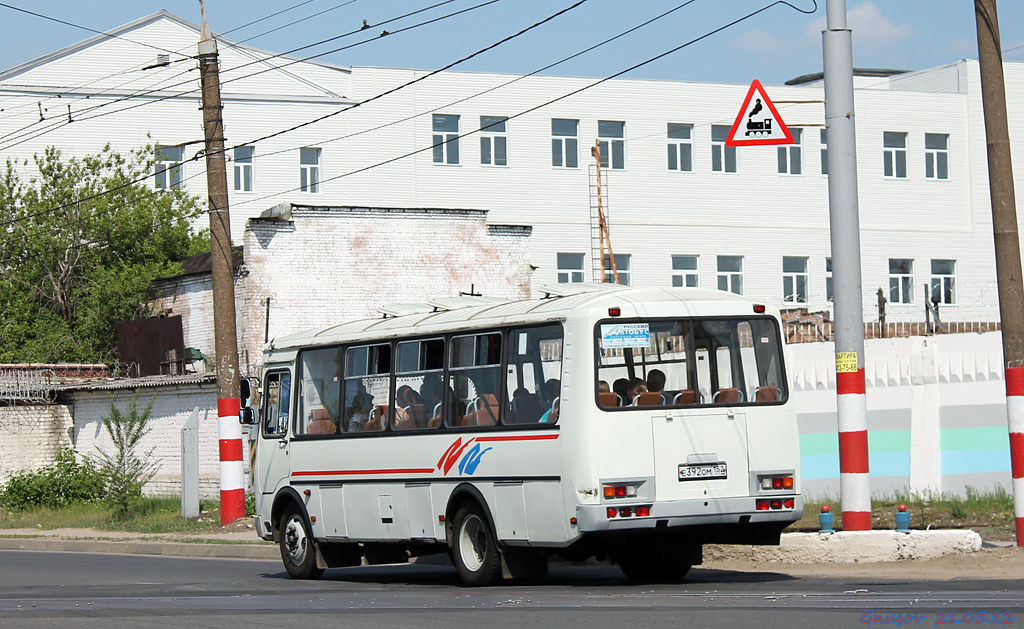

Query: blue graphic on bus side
[{"left": 458, "top": 443, "right": 492, "bottom": 476}]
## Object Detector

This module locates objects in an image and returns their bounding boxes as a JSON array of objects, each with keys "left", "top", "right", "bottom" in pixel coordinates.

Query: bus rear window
[{"left": 596, "top": 317, "right": 785, "bottom": 409}]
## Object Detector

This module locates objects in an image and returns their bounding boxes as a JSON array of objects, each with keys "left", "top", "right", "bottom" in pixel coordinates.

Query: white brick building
[{"left": 0, "top": 11, "right": 1020, "bottom": 329}]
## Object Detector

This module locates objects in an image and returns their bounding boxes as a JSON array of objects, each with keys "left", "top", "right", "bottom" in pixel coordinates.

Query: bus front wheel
[
  {"left": 451, "top": 504, "right": 502, "bottom": 586},
  {"left": 279, "top": 510, "right": 324, "bottom": 580}
]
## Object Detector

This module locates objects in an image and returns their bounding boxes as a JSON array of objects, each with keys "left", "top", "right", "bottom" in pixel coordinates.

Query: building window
[
  {"left": 820, "top": 129, "right": 828, "bottom": 176},
  {"left": 598, "top": 120, "right": 625, "bottom": 169},
  {"left": 925, "top": 133, "right": 949, "bottom": 180},
  {"left": 300, "top": 147, "right": 321, "bottom": 193},
  {"left": 711, "top": 125, "right": 737, "bottom": 173},
  {"left": 884, "top": 131, "right": 907, "bottom": 178},
  {"left": 233, "top": 146, "right": 254, "bottom": 192},
  {"left": 551, "top": 119, "right": 578, "bottom": 168},
  {"left": 480, "top": 116, "right": 507, "bottom": 166},
  {"left": 825, "top": 257, "right": 833, "bottom": 302},
  {"left": 889, "top": 258, "right": 914, "bottom": 304},
  {"left": 667, "top": 123, "right": 693, "bottom": 172},
  {"left": 717, "top": 255, "right": 743, "bottom": 295},
  {"left": 155, "top": 145, "right": 183, "bottom": 190},
  {"left": 671, "top": 255, "right": 698, "bottom": 287},
  {"left": 778, "top": 128, "right": 802, "bottom": 175},
  {"left": 432, "top": 114, "right": 460, "bottom": 165},
  {"left": 782, "top": 256, "right": 808, "bottom": 303},
  {"left": 556, "top": 253, "right": 585, "bottom": 283},
  {"left": 931, "top": 259, "right": 956, "bottom": 305},
  {"left": 603, "top": 253, "right": 630, "bottom": 285}
]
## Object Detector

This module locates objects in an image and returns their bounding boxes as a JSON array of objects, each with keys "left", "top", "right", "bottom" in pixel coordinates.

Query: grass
[
  {"left": 0, "top": 496, "right": 230, "bottom": 535},
  {"left": 792, "top": 485, "right": 1017, "bottom": 540}
]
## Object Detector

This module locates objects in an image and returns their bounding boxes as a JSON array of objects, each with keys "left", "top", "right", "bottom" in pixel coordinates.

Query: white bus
[{"left": 240, "top": 284, "right": 801, "bottom": 586}]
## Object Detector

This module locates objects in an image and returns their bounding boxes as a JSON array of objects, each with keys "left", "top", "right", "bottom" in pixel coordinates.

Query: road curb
[{"left": 0, "top": 537, "right": 278, "bottom": 560}]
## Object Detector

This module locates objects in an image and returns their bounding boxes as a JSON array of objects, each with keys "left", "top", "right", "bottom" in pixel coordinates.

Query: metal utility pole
[
  {"left": 823, "top": 0, "right": 871, "bottom": 530},
  {"left": 198, "top": 1, "right": 245, "bottom": 525},
  {"left": 975, "top": 0, "right": 1024, "bottom": 546}
]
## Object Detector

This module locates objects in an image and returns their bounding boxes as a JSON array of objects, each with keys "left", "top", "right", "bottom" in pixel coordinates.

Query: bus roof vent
[
  {"left": 426, "top": 296, "right": 510, "bottom": 311},
  {"left": 378, "top": 303, "right": 434, "bottom": 318},
  {"left": 538, "top": 283, "right": 627, "bottom": 299}
]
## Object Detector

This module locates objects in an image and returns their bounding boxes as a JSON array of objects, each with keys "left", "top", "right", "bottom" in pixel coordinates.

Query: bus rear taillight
[
  {"left": 759, "top": 475, "right": 794, "bottom": 490},
  {"left": 603, "top": 484, "right": 638, "bottom": 498},
  {"left": 756, "top": 498, "right": 794, "bottom": 511},
  {"left": 635, "top": 506, "right": 651, "bottom": 517},
  {"left": 606, "top": 505, "right": 652, "bottom": 518}
]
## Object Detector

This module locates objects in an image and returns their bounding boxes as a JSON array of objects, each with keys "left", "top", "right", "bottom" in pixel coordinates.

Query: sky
[{"left": 0, "top": 0, "right": 1022, "bottom": 87}]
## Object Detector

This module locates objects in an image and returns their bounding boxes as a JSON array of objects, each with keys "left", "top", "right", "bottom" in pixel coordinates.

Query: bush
[{"left": 0, "top": 448, "right": 105, "bottom": 511}]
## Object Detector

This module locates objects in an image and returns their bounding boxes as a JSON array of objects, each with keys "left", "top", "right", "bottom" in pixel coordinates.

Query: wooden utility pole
[
  {"left": 975, "top": 0, "right": 1024, "bottom": 546},
  {"left": 591, "top": 141, "right": 619, "bottom": 284},
  {"left": 198, "top": 1, "right": 244, "bottom": 525}
]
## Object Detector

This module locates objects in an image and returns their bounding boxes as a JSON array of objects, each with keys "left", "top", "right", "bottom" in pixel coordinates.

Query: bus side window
[
  {"left": 449, "top": 332, "right": 502, "bottom": 428},
  {"left": 295, "top": 347, "right": 342, "bottom": 436},
  {"left": 395, "top": 338, "right": 444, "bottom": 431},
  {"left": 344, "top": 344, "right": 392, "bottom": 432},
  {"left": 505, "top": 325, "right": 562, "bottom": 424}
]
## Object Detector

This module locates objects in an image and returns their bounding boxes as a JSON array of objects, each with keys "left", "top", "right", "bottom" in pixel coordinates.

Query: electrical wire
[{"left": 231, "top": 0, "right": 818, "bottom": 209}]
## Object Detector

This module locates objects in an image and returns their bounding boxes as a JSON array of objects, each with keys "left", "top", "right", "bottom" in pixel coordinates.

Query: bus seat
[
  {"left": 634, "top": 392, "right": 664, "bottom": 406},
  {"left": 307, "top": 418, "right": 337, "bottom": 434},
  {"left": 599, "top": 392, "right": 621, "bottom": 407},
  {"left": 713, "top": 388, "right": 742, "bottom": 404},
  {"left": 672, "top": 390, "right": 697, "bottom": 405},
  {"left": 754, "top": 385, "right": 779, "bottom": 402},
  {"left": 366, "top": 405, "right": 388, "bottom": 431},
  {"left": 471, "top": 393, "right": 499, "bottom": 426},
  {"left": 427, "top": 402, "right": 443, "bottom": 428}
]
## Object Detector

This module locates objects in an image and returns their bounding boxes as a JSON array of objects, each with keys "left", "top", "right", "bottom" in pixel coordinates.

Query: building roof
[
  {"left": 785, "top": 67, "right": 909, "bottom": 85},
  {"left": 54, "top": 373, "right": 217, "bottom": 393}
]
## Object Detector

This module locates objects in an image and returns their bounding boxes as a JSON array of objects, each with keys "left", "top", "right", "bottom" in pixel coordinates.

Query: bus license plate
[{"left": 678, "top": 462, "right": 727, "bottom": 481}]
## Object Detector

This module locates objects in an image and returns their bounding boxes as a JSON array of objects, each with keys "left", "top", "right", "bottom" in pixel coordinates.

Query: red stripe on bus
[
  {"left": 292, "top": 468, "right": 434, "bottom": 477},
  {"left": 219, "top": 439, "right": 243, "bottom": 461},
  {"left": 218, "top": 397, "right": 240, "bottom": 417},
  {"left": 1006, "top": 366, "right": 1024, "bottom": 397},
  {"left": 842, "top": 510, "right": 872, "bottom": 531},
  {"left": 476, "top": 434, "right": 559, "bottom": 442},
  {"left": 838, "top": 430, "right": 870, "bottom": 473},
  {"left": 1010, "top": 432, "right": 1024, "bottom": 480},
  {"left": 836, "top": 369, "right": 866, "bottom": 395}
]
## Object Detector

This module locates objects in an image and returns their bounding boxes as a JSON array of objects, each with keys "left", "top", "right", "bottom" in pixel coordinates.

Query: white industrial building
[{"left": 1, "top": 11, "right": 1021, "bottom": 330}]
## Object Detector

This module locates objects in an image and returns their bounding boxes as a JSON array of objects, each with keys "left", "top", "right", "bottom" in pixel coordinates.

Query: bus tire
[
  {"left": 618, "top": 544, "right": 693, "bottom": 583},
  {"left": 279, "top": 510, "right": 324, "bottom": 580},
  {"left": 451, "top": 504, "right": 502, "bottom": 587}
]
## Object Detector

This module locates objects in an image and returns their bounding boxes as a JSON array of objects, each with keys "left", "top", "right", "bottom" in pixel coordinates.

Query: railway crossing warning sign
[{"left": 726, "top": 79, "right": 793, "bottom": 147}]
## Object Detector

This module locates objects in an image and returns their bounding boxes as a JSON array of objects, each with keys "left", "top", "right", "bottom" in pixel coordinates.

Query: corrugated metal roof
[{"left": 54, "top": 373, "right": 217, "bottom": 393}]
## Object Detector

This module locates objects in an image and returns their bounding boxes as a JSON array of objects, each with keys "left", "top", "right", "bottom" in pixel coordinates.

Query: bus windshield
[{"left": 596, "top": 317, "right": 786, "bottom": 408}]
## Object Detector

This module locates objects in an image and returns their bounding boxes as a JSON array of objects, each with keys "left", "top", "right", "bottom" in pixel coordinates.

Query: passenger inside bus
[
  {"left": 395, "top": 385, "right": 425, "bottom": 429},
  {"left": 626, "top": 378, "right": 647, "bottom": 404},
  {"left": 344, "top": 381, "right": 374, "bottom": 431},
  {"left": 646, "top": 369, "right": 666, "bottom": 393},
  {"left": 539, "top": 378, "right": 560, "bottom": 423},
  {"left": 612, "top": 378, "right": 629, "bottom": 404}
]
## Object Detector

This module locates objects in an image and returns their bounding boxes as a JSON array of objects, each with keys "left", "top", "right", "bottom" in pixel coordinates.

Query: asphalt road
[{"left": 0, "top": 550, "right": 1021, "bottom": 628}]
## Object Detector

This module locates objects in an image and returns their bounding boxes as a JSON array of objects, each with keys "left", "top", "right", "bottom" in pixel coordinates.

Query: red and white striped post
[
  {"left": 837, "top": 357, "right": 871, "bottom": 530},
  {"left": 218, "top": 397, "right": 246, "bottom": 523},
  {"left": 1006, "top": 368, "right": 1024, "bottom": 543},
  {"left": 823, "top": 0, "right": 872, "bottom": 530}
]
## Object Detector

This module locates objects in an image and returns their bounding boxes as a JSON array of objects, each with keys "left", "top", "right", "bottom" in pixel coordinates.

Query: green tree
[
  {"left": 0, "top": 144, "right": 207, "bottom": 363},
  {"left": 93, "top": 392, "right": 159, "bottom": 519}
]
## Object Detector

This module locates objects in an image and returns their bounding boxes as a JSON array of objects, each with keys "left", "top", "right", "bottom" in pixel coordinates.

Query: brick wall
[
  {"left": 0, "top": 405, "right": 73, "bottom": 482},
  {"left": 67, "top": 382, "right": 228, "bottom": 499}
]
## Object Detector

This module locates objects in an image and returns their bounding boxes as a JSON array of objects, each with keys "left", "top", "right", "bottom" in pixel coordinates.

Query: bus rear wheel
[
  {"left": 451, "top": 504, "right": 502, "bottom": 587},
  {"left": 617, "top": 544, "right": 694, "bottom": 583},
  {"left": 279, "top": 510, "right": 324, "bottom": 580}
]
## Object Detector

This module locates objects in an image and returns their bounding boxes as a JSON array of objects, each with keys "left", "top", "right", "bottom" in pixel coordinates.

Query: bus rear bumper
[{"left": 575, "top": 495, "right": 803, "bottom": 534}]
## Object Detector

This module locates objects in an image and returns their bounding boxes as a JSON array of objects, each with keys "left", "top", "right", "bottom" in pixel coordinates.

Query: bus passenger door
[{"left": 258, "top": 370, "right": 292, "bottom": 496}]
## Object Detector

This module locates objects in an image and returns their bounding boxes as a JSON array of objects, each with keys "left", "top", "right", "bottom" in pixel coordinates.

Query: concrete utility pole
[
  {"left": 822, "top": 0, "right": 871, "bottom": 530},
  {"left": 975, "top": 0, "right": 1024, "bottom": 546},
  {"left": 198, "top": 1, "right": 245, "bottom": 525}
]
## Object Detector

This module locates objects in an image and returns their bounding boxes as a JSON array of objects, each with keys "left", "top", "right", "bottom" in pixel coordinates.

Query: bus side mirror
[
  {"left": 240, "top": 378, "right": 256, "bottom": 407},
  {"left": 239, "top": 407, "right": 258, "bottom": 425}
]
